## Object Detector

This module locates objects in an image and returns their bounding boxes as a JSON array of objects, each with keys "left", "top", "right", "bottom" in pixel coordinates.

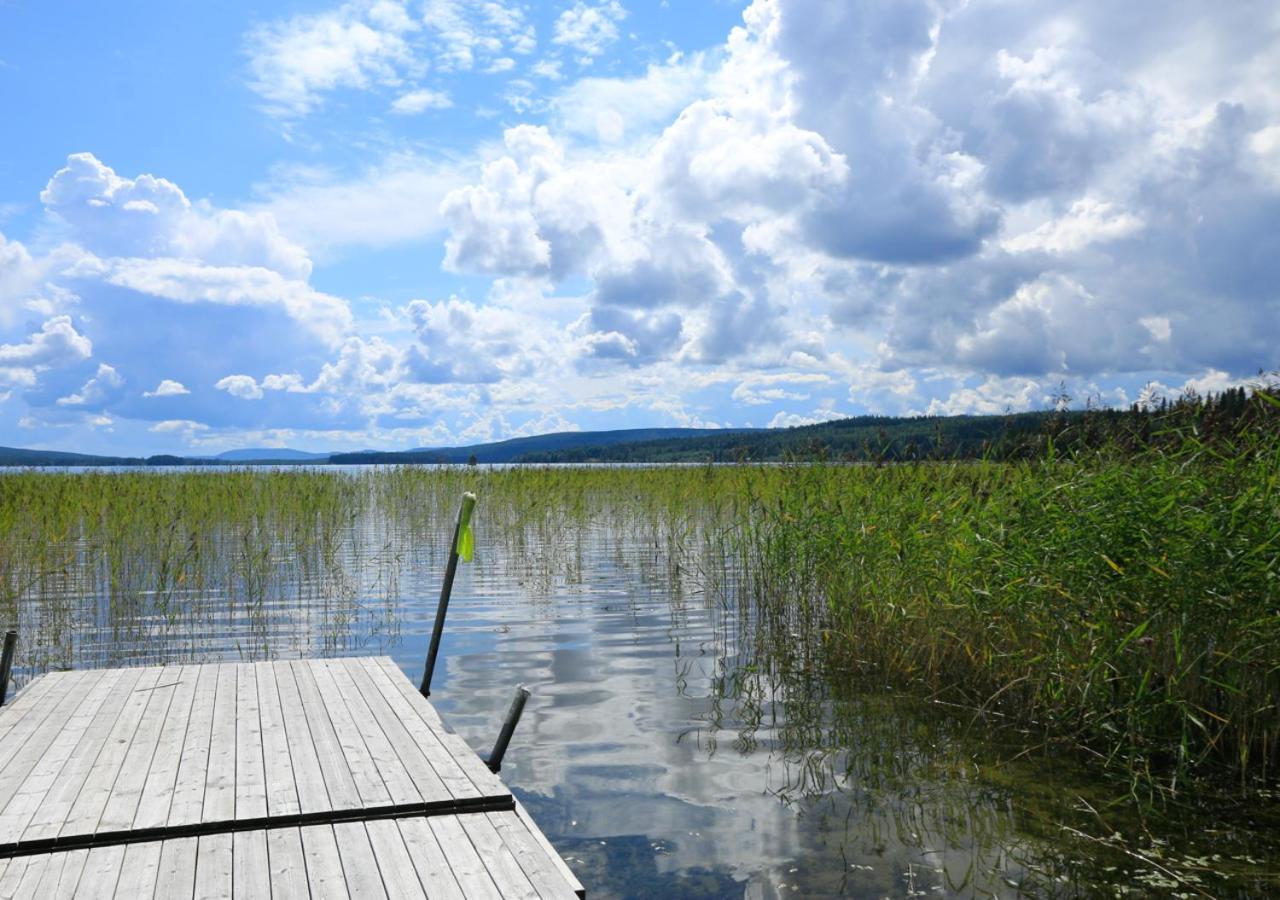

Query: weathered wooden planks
[
  {"left": 0, "top": 659, "right": 513, "bottom": 852},
  {"left": 0, "top": 657, "right": 584, "bottom": 898},
  {"left": 0, "top": 812, "right": 581, "bottom": 899}
]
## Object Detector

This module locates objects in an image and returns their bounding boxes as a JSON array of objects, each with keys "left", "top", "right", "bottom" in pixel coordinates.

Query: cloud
[
  {"left": 553, "top": 2, "right": 626, "bottom": 60},
  {"left": 99, "top": 258, "right": 352, "bottom": 346},
  {"left": 8, "top": 0, "right": 1280, "bottom": 454},
  {"left": 576, "top": 306, "right": 683, "bottom": 365},
  {"left": 143, "top": 379, "right": 190, "bottom": 398},
  {"left": 245, "top": 0, "right": 537, "bottom": 117},
  {"left": 390, "top": 87, "right": 453, "bottom": 114},
  {"left": 0, "top": 234, "right": 45, "bottom": 326},
  {"left": 404, "top": 296, "right": 554, "bottom": 384},
  {"left": 43, "top": 153, "right": 311, "bottom": 279},
  {"left": 0, "top": 316, "right": 93, "bottom": 368},
  {"left": 0, "top": 316, "right": 93, "bottom": 402},
  {"left": 215, "top": 374, "right": 265, "bottom": 400},
  {"left": 732, "top": 372, "right": 831, "bottom": 405},
  {"left": 925, "top": 376, "right": 1052, "bottom": 417},
  {"left": 551, "top": 55, "right": 710, "bottom": 145},
  {"left": 246, "top": 1, "right": 420, "bottom": 118},
  {"left": 768, "top": 407, "right": 845, "bottom": 428},
  {"left": 1002, "top": 198, "right": 1144, "bottom": 255},
  {"left": 57, "top": 363, "right": 125, "bottom": 408},
  {"left": 260, "top": 156, "right": 463, "bottom": 254},
  {"left": 150, "top": 419, "right": 210, "bottom": 442},
  {"left": 531, "top": 59, "right": 563, "bottom": 81}
]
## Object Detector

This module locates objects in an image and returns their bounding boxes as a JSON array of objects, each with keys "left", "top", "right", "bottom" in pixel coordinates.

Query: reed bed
[
  {"left": 1, "top": 440, "right": 1276, "bottom": 797},
  {"left": 728, "top": 440, "right": 1280, "bottom": 797}
]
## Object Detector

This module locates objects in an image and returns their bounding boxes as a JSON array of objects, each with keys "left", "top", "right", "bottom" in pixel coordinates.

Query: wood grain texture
[{"left": 0, "top": 659, "right": 581, "bottom": 899}]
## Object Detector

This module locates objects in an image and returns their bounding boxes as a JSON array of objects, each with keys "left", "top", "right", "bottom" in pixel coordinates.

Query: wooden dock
[{"left": 0, "top": 657, "right": 583, "bottom": 898}]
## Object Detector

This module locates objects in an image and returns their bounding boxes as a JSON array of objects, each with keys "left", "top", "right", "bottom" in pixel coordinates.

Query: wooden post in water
[
  {"left": 420, "top": 493, "right": 477, "bottom": 698},
  {"left": 0, "top": 630, "right": 16, "bottom": 707},
  {"left": 486, "top": 685, "right": 531, "bottom": 773}
]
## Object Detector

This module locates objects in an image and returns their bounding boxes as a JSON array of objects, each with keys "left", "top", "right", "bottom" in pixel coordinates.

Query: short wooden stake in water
[
  {"left": 420, "top": 492, "right": 477, "bottom": 698},
  {"left": 0, "top": 630, "right": 16, "bottom": 707},
  {"left": 486, "top": 685, "right": 531, "bottom": 773}
]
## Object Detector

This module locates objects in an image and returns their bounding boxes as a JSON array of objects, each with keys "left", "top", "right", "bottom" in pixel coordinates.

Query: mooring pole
[
  {"left": 420, "top": 493, "right": 476, "bottom": 697},
  {"left": 486, "top": 685, "right": 531, "bottom": 773},
  {"left": 0, "top": 630, "right": 17, "bottom": 707}
]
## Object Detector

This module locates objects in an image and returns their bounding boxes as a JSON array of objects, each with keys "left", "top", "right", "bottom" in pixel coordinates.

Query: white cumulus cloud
[
  {"left": 553, "top": 1, "right": 626, "bottom": 59},
  {"left": 144, "top": 379, "right": 190, "bottom": 398}
]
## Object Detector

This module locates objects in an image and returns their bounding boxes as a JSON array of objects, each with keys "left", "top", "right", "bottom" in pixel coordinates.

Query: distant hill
[
  {"left": 0, "top": 418, "right": 1056, "bottom": 468},
  {"left": 10, "top": 399, "right": 1250, "bottom": 468},
  {"left": 332, "top": 427, "right": 753, "bottom": 464},
  {"left": 512, "top": 412, "right": 1064, "bottom": 463},
  {"left": 215, "top": 448, "right": 331, "bottom": 462},
  {"left": 0, "top": 446, "right": 144, "bottom": 467}
]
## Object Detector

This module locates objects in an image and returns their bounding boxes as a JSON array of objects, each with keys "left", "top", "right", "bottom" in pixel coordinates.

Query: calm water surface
[{"left": 7, "top": 470, "right": 1276, "bottom": 898}]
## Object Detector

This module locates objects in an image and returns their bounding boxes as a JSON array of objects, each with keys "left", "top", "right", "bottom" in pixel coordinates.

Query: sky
[{"left": 1, "top": 0, "right": 1278, "bottom": 455}]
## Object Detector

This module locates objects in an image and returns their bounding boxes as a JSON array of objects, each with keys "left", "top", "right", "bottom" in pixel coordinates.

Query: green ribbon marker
[{"left": 456, "top": 491, "right": 477, "bottom": 562}]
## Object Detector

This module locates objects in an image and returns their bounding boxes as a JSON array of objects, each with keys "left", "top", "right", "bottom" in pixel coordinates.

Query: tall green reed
[{"left": 727, "top": 432, "right": 1280, "bottom": 796}]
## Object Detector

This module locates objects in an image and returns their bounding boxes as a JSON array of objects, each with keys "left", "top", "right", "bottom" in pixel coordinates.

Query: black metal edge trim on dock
[{"left": 0, "top": 794, "right": 516, "bottom": 860}]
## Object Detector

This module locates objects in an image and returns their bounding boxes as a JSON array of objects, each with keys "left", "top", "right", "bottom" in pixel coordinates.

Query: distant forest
[
  {"left": 2, "top": 383, "right": 1274, "bottom": 467},
  {"left": 516, "top": 385, "right": 1277, "bottom": 463}
]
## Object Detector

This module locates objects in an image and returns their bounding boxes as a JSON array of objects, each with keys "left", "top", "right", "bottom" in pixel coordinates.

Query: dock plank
[
  {"left": 0, "top": 671, "right": 104, "bottom": 840},
  {"left": 512, "top": 799, "right": 585, "bottom": 899},
  {"left": 265, "top": 827, "right": 308, "bottom": 900},
  {"left": 397, "top": 817, "right": 465, "bottom": 900},
  {"left": 98, "top": 668, "right": 182, "bottom": 833},
  {"left": 134, "top": 668, "right": 200, "bottom": 830},
  {"left": 300, "top": 824, "right": 348, "bottom": 900},
  {"left": 345, "top": 660, "right": 453, "bottom": 804},
  {"left": 61, "top": 667, "right": 164, "bottom": 839},
  {"left": 166, "top": 665, "right": 218, "bottom": 828},
  {"left": 0, "top": 669, "right": 122, "bottom": 845},
  {"left": 325, "top": 660, "right": 421, "bottom": 806},
  {"left": 0, "top": 857, "right": 27, "bottom": 899},
  {"left": 290, "top": 661, "right": 362, "bottom": 813},
  {"left": 232, "top": 829, "right": 270, "bottom": 897},
  {"left": 428, "top": 817, "right": 502, "bottom": 900},
  {"left": 233, "top": 664, "right": 267, "bottom": 821},
  {"left": 274, "top": 662, "right": 331, "bottom": 815},
  {"left": 201, "top": 666, "right": 237, "bottom": 824},
  {"left": 193, "top": 833, "right": 231, "bottom": 900},
  {"left": 333, "top": 821, "right": 387, "bottom": 899},
  {"left": 0, "top": 657, "right": 579, "bottom": 899},
  {"left": 364, "top": 819, "right": 427, "bottom": 899},
  {"left": 357, "top": 659, "right": 482, "bottom": 802},
  {"left": 0, "top": 671, "right": 74, "bottom": 745},
  {"left": 371, "top": 658, "right": 509, "bottom": 800},
  {"left": 10, "top": 854, "right": 48, "bottom": 899},
  {"left": 114, "top": 841, "right": 162, "bottom": 897},
  {"left": 73, "top": 844, "right": 125, "bottom": 900},
  {"left": 152, "top": 837, "right": 197, "bottom": 900},
  {"left": 460, "top": 815, "right": 539, "bottom": 900},
  {"left": 35, "top": 846, "right": 87, "bottom": 898},
  {"left": 488, "top": 809, "right": 584, "bottom": 899},
  {"left": 23, "top": 668, "right": 146, "bottom": 844},
  {"left": 305, "top": 663, "right": 391, "bottom": 808},
  {"left": 253, "top": 662, "right": 300, "bottom": 817}
]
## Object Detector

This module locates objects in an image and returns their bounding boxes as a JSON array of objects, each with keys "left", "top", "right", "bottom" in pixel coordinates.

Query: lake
[{"left": 3, "top": 467, "right": 1275, "bottom": 897}]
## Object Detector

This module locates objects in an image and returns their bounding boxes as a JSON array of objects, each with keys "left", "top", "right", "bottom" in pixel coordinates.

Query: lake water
[{"left": 5, "top": 469, "right": 1275, "bottom": 897}]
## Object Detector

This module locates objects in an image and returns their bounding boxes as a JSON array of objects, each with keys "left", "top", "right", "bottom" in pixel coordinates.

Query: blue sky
[{"left": 2, "top": 0, "right": 1278, "bottom": 454}]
